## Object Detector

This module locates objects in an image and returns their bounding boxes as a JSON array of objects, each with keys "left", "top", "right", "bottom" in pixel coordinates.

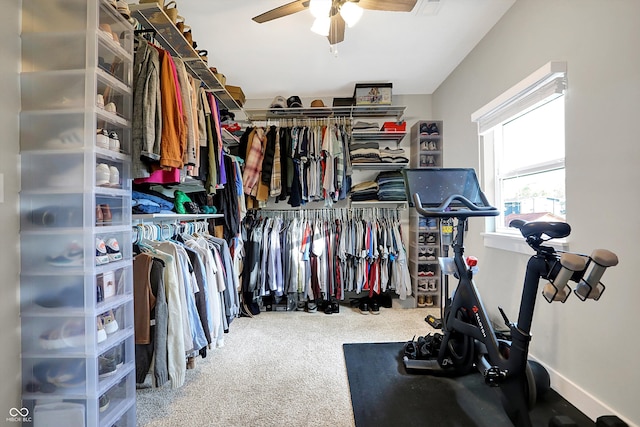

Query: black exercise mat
[{"left": 343, "top": 342, "right": 594, "bottom": 427}]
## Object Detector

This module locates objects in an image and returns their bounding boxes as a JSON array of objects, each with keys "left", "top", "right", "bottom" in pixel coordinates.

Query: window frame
[{"left": 471, "top": 61, "right": 569, "bottom": 254}]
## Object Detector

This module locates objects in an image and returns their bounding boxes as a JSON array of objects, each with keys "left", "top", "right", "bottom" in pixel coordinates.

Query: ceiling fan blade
[
  {"left": 356, "top": 0, "right": 417, "bottom": 12},
  {"left": 327, "top": 13, "right": 346, "bottom": 44},
  {"left": 252, "top": 0, "right": 309, "bottom": 23}
]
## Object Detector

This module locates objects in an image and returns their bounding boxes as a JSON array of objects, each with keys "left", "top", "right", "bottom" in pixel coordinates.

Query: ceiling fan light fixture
[
  {"left": 311, "top": 16, "right": 331, "bottom": 36},
  {"left": 309, "top": 0, "right": 332, "bottom": 18},
  {"left": 339, "top": 2, "right": 363, "bottom": 28}
]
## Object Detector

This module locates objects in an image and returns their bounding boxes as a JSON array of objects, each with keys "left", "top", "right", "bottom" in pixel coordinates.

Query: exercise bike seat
[{"left": 510, "top": 219, "right": 571, "bottom": 240}]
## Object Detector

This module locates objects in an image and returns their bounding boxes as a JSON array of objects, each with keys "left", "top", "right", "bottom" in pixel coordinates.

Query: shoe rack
[
  {"left": 408, "top": 121, "right": 444, "bottom": 309},
  {"left": 19, "top": 1, "right": 135, "bottom": 426}
]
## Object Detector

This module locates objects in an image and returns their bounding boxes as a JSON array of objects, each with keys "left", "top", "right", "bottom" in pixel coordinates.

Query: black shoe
[
  {"left": 358, "top": 299, "right": 369, "bottom": 315},
  {"left": 369, "top": 300, "right": 380, "bottom": 315},
  {"left": 330, "top": 298, "right": 340, "bottom": 314}
]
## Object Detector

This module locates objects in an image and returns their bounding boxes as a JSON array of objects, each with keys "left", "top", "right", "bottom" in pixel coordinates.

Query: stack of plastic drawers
[{"left": 19, "top": 0, "right": 136, "bottom": 425}]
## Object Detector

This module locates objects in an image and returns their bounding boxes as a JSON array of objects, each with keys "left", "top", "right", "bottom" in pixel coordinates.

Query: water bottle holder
[{"left": 438, "top": 257, "right": 457, "bottom": 276}]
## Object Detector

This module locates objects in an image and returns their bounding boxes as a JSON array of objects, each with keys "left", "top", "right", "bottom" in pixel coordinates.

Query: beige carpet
[{"left": 136, "top": 301, "right": 438, "bottom": 427}]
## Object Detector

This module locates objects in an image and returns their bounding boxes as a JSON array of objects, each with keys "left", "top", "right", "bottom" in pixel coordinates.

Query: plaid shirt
[
  {"left": 242, "top": 127, "right": 266, "bottom": 195},
  {"left": 269, "top": 128, "right": 282, "bottom": 197}
]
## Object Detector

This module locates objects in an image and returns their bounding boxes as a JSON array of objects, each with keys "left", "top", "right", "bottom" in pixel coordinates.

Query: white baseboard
[{"left": 529, "top": 356, "right": 636, "bottom": 427}]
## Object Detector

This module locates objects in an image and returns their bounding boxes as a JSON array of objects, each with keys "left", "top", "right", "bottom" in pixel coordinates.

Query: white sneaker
[
  {"left": 96, "top": 237, "right": 110, "bottom": 265},
  {"left": 108, "top": 166, "right": 120, "bottom": 187},
  {"left": 96, "top": 94, "right": 105, "bottom": 109},
  {"left": 101, "top": 309, "right": 119, "bottom": 334},
  {"left": 108, "top": 131, "right": 120, "bottom": 152},
  {"left": 105, "top": 102, "right": 117, "bottom": 114},
  {"left": 105, "top": 238, "right": 122, "bottom": 262},
  {"left": 96, "top": 163, "right": 110, "bottom": 186},
  {"left": 96, "top": 129, "right": 109, "bottom": 149},
  {"left": 46, "top": 240, "right": 83, "bottom": 267}
]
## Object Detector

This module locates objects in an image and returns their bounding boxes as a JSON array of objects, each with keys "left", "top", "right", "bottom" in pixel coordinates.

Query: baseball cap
[
  {"left": 287, "top": 96, "right": 303, "bottom": 108},
  {"left": 269, "top": 96, "right": 286, "bottom": 108},
  {"left": 311, "top": 99, "right": 326, "bottom": 107}
]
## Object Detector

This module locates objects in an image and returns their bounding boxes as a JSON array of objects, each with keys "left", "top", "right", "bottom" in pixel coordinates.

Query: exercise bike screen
[{"left": 403, "top": 168, "right": 490, "bottom": 208}]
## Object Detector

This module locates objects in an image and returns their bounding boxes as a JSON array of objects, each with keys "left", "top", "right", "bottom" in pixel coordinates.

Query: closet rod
[
  {"left": 250, "top": 117, "right": 352, "bottom": 128},
  {"left": 250, "top": 207, "right": 401, "bottom": 219}
]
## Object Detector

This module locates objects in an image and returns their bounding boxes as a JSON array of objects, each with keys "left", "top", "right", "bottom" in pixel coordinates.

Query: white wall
[
  {"left": 432, "top": 0, "right": 640, "bottom": 424},
  {"left": 0, "top": 0, "right": 23, "bottom": 417}
]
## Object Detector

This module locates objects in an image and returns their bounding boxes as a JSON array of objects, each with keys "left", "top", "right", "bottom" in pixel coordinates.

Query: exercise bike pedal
[
  {"left": 425, "top": 314, "right": 443, "bottom": 329},
  {"left": 403, "top": 355, "right": 443, "bottom": 372}
]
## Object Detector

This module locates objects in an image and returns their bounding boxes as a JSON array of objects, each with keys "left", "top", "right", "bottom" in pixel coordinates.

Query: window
[{"left": 472, "top": 61, "right": 567, "bottom": 250}]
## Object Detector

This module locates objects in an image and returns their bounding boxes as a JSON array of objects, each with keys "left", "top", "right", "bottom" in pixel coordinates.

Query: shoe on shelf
[
  {"left": 417, "top": 280, "right": 428, "bottom": 292},
  {"left": 39, "top": 319, "right": 84, "bottom": 350},
  {"left": 46, "top": 240, "right": 83, "bottom": 267},
  {"left": 95, "top": 237, "right": 109, "bottom": 266},
  {"left": 99, "top": 394, "right": 110, "bottom": 412},
  {"left": 96, "top": 317, "right": 107, "bottom": 343},
  {"left": 428, "top": 123, "right": 440, "bottom": 135},
  {"left": 98, "top": 353, "right": 117, "bottom": 378},
  {"left": 419, "top": 122, "right": 429, "bottom": 136},
  {"left": 105, "top": 237, "right": 122, "bottom": 263},
  {"left": 96, "top": 163, "right": 110, "bottom": 186},
  {"left": 45, "top": 127, "right": 84, "bottom": 148},
  {"left": 116, "top": 0, "right": 130, "bottom": 19},
  {"left": 428, "top": 279, "right": 438, "bottom": 292},
  {"left": 101, "top": 310, "right": 119, "bottom": 334},
  {"left": 425, "top": 295, "right": 434, "bottom": 306},
  {"left": 96, "top": 205, "right": 103, "bottom": 226},
  {"left": 105, "top": 102, "right": 117, "bottom": 114},
  {"left": 96, "top": 128, "right": 109, "bottom": 149},
  {"left": 96, "top": 94, "right": 105, "bottom": 109},
  {"left": 108, "top": 131, "right": 120, "bottom": 152},
  {"left": 42, "top": 359, "right": 86, "bottom": 389},
  {"left": 100, "top": 204, "right": 112, "bottom": 225},
  {"left": 417, "top": 294, "right": 427, "bottom": 308},
  {"left": 108, "top": 165, "right": 120, "bottom": 187}
]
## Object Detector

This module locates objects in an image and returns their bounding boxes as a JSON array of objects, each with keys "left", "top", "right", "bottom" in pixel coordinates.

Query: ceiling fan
[{"left": 252, "top": 0, "right": 418, "bottom": 45}]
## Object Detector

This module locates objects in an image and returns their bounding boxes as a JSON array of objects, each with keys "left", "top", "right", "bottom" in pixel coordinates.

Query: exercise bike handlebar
[{"left": 413, "top": 193, "right": 500, "bottom": 218}]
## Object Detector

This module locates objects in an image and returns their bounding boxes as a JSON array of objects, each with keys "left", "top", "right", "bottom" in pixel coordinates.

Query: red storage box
[{"left": 381, "top": 121, "right": 406, "bottom": 132}]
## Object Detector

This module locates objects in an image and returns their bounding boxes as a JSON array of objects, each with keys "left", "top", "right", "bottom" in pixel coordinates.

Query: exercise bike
[{"left": 402, "top": 168, "right": 618, "bottom": 427}]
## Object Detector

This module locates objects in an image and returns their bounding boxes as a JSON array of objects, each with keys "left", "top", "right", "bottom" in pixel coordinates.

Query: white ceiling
[{"left": 168, "top": 0, "right": 515, "bottom": 101}]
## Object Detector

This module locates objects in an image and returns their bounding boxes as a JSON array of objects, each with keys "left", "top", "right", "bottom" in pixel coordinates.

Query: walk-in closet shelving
[
  {"left": 20, "top": 0, "right": 135, "bottom": 425},
  {"left": 245, "top": 105, "right": 408, "bottom": 208},
  {"left": 408, "top": 120, "right": 444, "bottom": 309},
  {"left": 244, "top": 105, "right": 406, "bottom": 121},
  {"left": 129, "top": 3, "right": 241, "bottom": 112}
]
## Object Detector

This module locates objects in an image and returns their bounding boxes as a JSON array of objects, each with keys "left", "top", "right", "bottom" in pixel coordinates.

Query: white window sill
[{"left": 482, "top": 232, "right": 569, "bottom": 255}]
